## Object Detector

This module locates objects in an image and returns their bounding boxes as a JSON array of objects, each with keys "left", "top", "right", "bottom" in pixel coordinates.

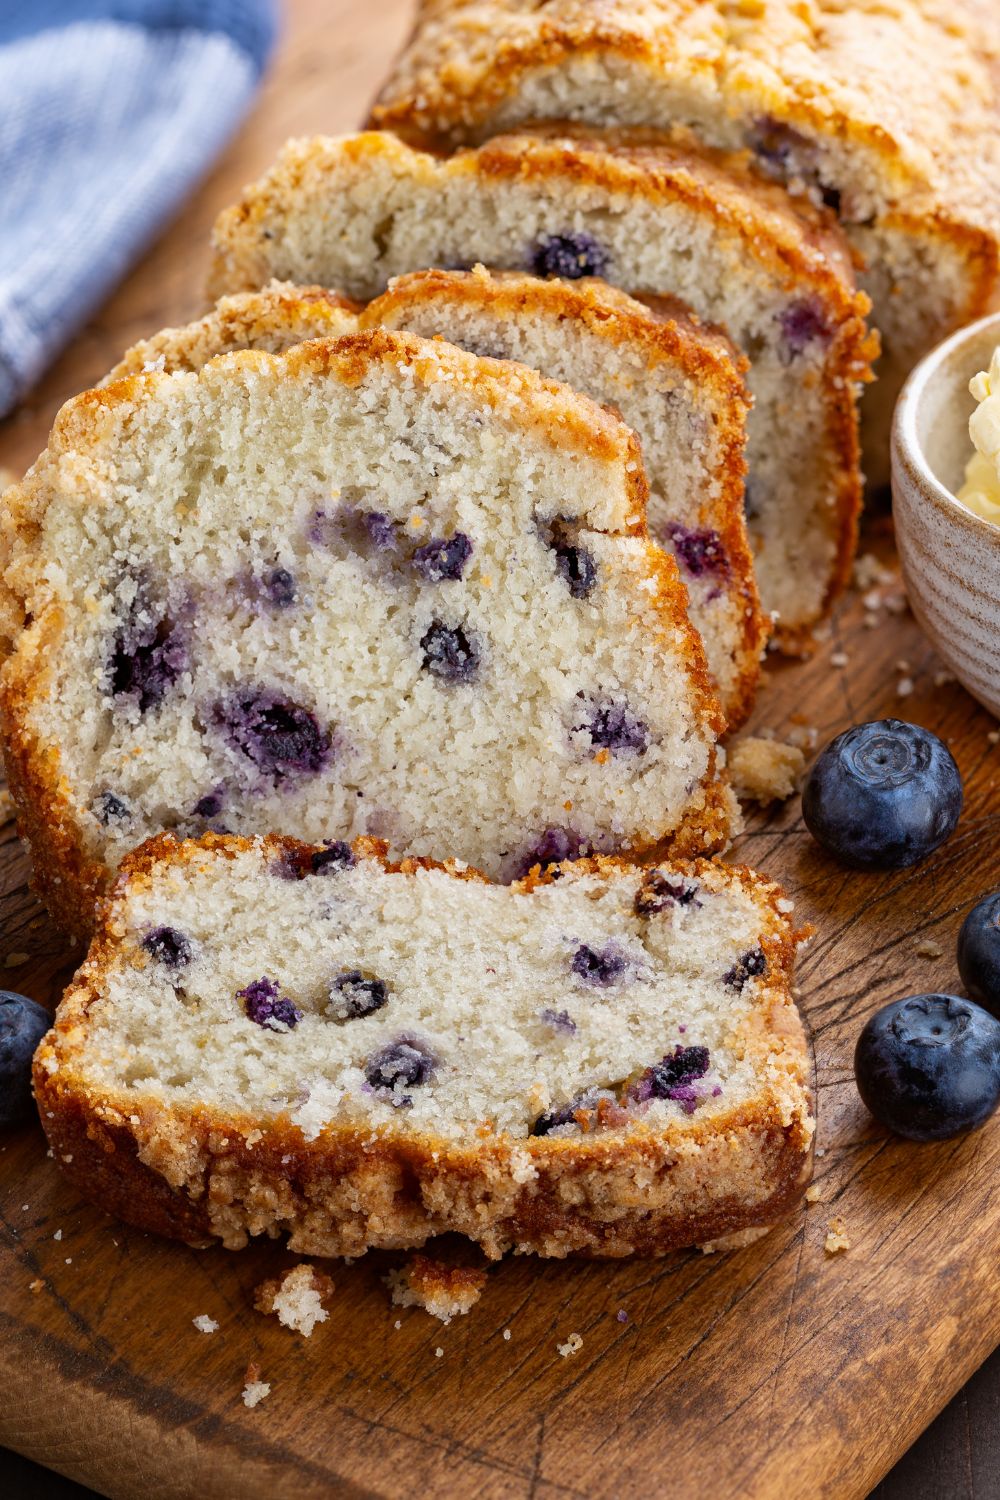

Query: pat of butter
[{"left": 957, "top": 345, "right": 1000, "bottom": 521}]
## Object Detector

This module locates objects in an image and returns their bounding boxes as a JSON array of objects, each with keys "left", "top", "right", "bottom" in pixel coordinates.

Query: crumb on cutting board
[
  {"left": 557, "top": 1332, "right": 584, "bottom": 1358},
  {"left": 805, "top": 1184, "right": 822, "bottom": 1204},
  {"left": 386, "top": 1254, "right": 488, "bottom": 1324},
  {"left": 242, "top": 1362, "right": 271, "bottom": 1409},
  {"left": 915, "top": 939, "right": 944, "bottom": 959},
  {"left": 192, "top": 1314, "right": 219, "bottom": 1334},
  {"left": 254, "top": 1263, "right": 333, "bottom": 1337},
  {"left": 824, "top": 1218, "right": 851, "bottom": 1255},
  {"left": 727, "top": 736, "right": 806, "bottom": 805}
]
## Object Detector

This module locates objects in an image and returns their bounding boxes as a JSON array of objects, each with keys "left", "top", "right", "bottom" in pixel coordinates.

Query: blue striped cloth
[{"left": 0, "top": 0, "right": 278, "bottom": 417}]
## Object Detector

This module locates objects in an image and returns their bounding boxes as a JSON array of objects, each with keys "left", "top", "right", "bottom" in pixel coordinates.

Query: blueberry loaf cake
[
  {"left": 209, "top": 128, "right": 877, "bottom": 645},
  {"left": 365, "top": 268, "right": 764, "bottom": 726},
  {"left": 107, "top": 273, "right": 762, "bottom": 726},
  {"left": 370, "top": 0, "right": 1000, "bottom": 486},
  {"left": 34, "top": 833, "right": 814, "bottom": 1258},
  {"left": 0, "top": 328, "right": 734, "bottom": 933}
]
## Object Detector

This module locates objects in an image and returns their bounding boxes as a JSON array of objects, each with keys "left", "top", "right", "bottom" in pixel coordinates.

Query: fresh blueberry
[
  {"left": 578, "top": 699, "right": 649, "bottom": 756},
  {"left": 629, "top": 1045, "right": 711, "bottom": 1114},
  {"left": 213, "top": 689, "right": 331, "bottom": 781},
  {"left": 635, "top": 870, "right": 701, "bottom": 917},
  {"left": 854, "top": 994, "right": 1000, "bottom": 1141},
  {"left": 364, "top": 1035, "right": 436, "bottom": 1106},
  {"left": 94, "top": 791, "right": 132, "bottom": 827},
  {"left": 329, "top": 970, "right": 388, "bottom": 1020},
  {"left": 412, "top": 532, "right": 473, "bottom": 583},
  {"left": 957, "top": 892, "right": 1000, "bottom": 1017},
  {"left": 420, "top": 621, "right": 480, "bottom": 682},
  {"left": 777, "top": 298, "right": 832, "bottom": 361},
  {"left": 665, "top": 523, "right": 729, "bottom": 580},
  {"left": 723, "top": 947, "right": 768, "bottom": 991},
  {"left": 310, "top": 840, "right": 355, "bottom": 875},
  {"left": 142, "top": 926, "right": 193, "bottom": 969},
  {"left": 571, "top": 942, "right": 628, "bottom": 988},
  {"left": 802, "top": 719, "right": 963, "bottom": 870},
  {"left": 0, "top": 991, "right": 49, "bottom": 1128},
  {"left": 238, "top": 976, "right": 301, "bottom": 1031},
  {"left": 529, "top": 232, "right": 609, "bottom": 280}
]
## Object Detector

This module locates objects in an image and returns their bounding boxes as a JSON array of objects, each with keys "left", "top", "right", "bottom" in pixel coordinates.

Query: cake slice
[
  {"left": 33, "top": 833, "right": 815, "bottom": 1258},
  {"left": 108, "top": 274, "right": 763, "bottom": 726},
  {"left": 209, "top": 127, "right": 877, "bottom": 646},
  {"left": 369, "top": 0, "right": 1000, "bottom": 487},
  {"left": 0, "top": 328, "right": 733, "bottom": 934}
]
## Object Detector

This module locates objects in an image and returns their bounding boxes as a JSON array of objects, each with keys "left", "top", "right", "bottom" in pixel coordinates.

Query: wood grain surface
[{"left": 2, "top": 3, "right": 999, "bottom": 1497}]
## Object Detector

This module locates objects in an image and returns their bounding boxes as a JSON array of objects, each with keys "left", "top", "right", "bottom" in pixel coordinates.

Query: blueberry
[
  {"left": 635, "top": 870, "right": 701, "bottom": 917},
  {"left": 529, "top": 232, "right": 609, "bottom": 280},
  {"left": 142, "top": 926, "right": 193, "bottom": 969},
  {"left": 0, "top": 991, "right": 49, "bottom": 1128},
  {"left": 329, "top": 969, "right": 388, "bottom": 1020},
  {"left": 629, "top": 1045, "right": 711, "bottom": 1114},
  {"left": 854, "top": 994, "right": 1000, "bottom": 1141},
  {"left": 571, "top": 942, "right": 628, "bottom": 988},
  {"left": 420, "top": 621, "right": 480, "bottom": 682},
  {"left": 512, "top": 827, "right": 588, "bottom": 879},
  {"left": 213, "top": 689, "right": 331, "bottom": 781},
  {"left": 362, "top": 511, "right": 398, "bottom": 552},
  {"left": 412, "top": 532, "right": 473, "bottom": 583},
  {"left": 555, "top": 542, "right": 598, "bottom": 598},
  {"left": 777, "top": 298, "right": 831, "bottom": 361},
  {"left": 577, "top": 699, "right": 649, "bottom": 756},
  {"left": 665, "top": 523, "right": 729, "bottom": 580},
  {"left": 723, "top": 947, "right": 767, "bottom": 991},
  {"left": 957, "top": 893, "right": 1000, "bottom": 1017},
  {"left": 238, "top": 976, "right": 301, "bottom": 1031},
  {"left": 802, "top": 719, "right": 963, "bottom": 870},
  {"left": 95, "top": 791, "right": 132, "bottom": 827},
  {"left": 310, "top": 840, "right": 355, "bottom": 875},
  {"left": 531, "top": 1087, "right": 614, "bottom": 1136},
  {"left": 262, "top": 567, "right": 297, "bottom": 609},
  {"left": 364, "top": 1035, "right": 436, "bottom": 1106},
  {"left": 193, "top": 789, "right": 225, "bottom": 819},
  {"left": 108, "top": 596, "right": 187, "bottom": 714}
]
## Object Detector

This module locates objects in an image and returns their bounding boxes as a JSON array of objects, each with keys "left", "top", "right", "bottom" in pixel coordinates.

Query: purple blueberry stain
[
  {"left": 635, "top": 870, "right": 701, "bottom": 917},
  {"left": 420, "top": 621, "right": 480, "bottom": 683},
  {"left": 530, "top": 1087, "right": 615, "bottom": 1136},
  {"left": 555, "top": 542, "right": 598, "bottom": 599},
  {"left": 193, "top": 787, "right": 225, "bottom": 820},
  {"left": 329, "top": 970, "right": 388, "bottom": 1021},
  {"left": 95, "top": 791, "right": 132, "bottom": 828},
  {"left": 311, "top": 840, "right": 355, "bottom": 875},
  {"left": 571, "top": 942, "right": 629, "bottom": 988},
  {"left": 142, "top": 926, "right": 193, "bottom": 969},
  {"left": 412, "top": 532, "right": 473, "bottom": 583},
  {"left": 539, "top": 1007, "right": 577, "bottom": 1035},
  {"left": 108, "top": 579, "right": 188, "bottom": 714},
  {"left": 576, "top": 698, "right": 649, "bottom": 756},
  {"left": 364, "top": 1035, "right": 436, "bottom": 1107},
  {"left": 529, "top": 232, "right": 609, "bottom": 280},
  {"left": 749, "top": 116, "right": 841, "bottom": 211},
  {"left": 239, "top": 976, "right": 302, "bottom": 1031},
  {"left": 261, "top": 567, "right": 297, "bottom": 609},
  {"left": 629, "top": 1045, "right": 711, "bottom": 1114},
  {"left": 777, "top": 298, "right": 832, "bottom": 362},
  {"left": 511, "top": 827, "right": 590, "bottom": 880},
  {"left": 723, "top": 947, "right": 768, "bottom": 991},
  {"left": 212, "top": 688, "right": 331, "bottom": 782},
  {"left": 312, "top": 505, "right": 399, "bottom": 556},
  {"left": 665, "top": 523, "right": 729, "bottom": 581}
]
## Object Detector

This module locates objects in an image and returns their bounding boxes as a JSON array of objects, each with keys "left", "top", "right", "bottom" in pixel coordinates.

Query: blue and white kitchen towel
[{"left": 0, "top": 0, "right": 278, "bottom": 417}]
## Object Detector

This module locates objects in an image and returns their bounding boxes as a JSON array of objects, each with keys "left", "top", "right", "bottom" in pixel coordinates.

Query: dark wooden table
[{"left": 2, "top": 1, "right": 999, "bottom": 1496}]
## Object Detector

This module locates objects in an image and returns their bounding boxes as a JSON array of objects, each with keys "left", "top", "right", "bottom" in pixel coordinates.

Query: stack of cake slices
[{"left": 12, "top": 0, "right": 996, "bottom": 1260}]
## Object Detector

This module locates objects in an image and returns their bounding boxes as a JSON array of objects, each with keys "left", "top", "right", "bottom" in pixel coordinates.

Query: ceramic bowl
[{"left": 892, "top": 311, "right": 1000, "bottom": 719}]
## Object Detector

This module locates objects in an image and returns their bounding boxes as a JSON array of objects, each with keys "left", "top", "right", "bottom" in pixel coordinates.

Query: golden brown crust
[
  {"left": 34, "top": 834, "right": 814, "bottom": 1259},
  {"left": 363, "top": 266, "right": 765, "bottom": 726},
  {"left": 1, "top": 326, "right": 732, "bottom": 934}
]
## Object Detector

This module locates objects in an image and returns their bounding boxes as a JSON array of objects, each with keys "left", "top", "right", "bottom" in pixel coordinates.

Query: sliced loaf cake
[
  {"left": 209, "top": 127, "right": 877, "bottom": 647},
  {"left": 34, "top": 834, "right": 814, "bottom": 1258},
  {"left": 0, "top": 328, "right": 733, "bottom": 933},
  {"left": 370, "top": 0, "right": 1000, "bottom": 487},
  {"left": 109, "top": 274, "right": 763, "bottom": 726}
]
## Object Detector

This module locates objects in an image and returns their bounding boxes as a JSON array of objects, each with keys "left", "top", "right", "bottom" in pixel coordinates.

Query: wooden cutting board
[{"left": 2, "top": 3, "right": 999, "bottom": 1495}]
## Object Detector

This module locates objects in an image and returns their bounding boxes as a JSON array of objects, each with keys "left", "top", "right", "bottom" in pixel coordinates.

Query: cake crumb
[
  {"left": 934, "top": 671, "right": 956, "bottom": 688},
  {"left": 386, "top": 1254, "right": 487, "bottom": 1324},
  {"left": 193, "top": 1315, "right": 219, "bottom": 1334},
  {"left": 863, "top": 612, "right": 879, "bottom": 629},
  {"left": 824, "top": 1218, "right": 851, "bottom": 1255},
  {"left": 53, "top": 1230, "right": 62, "bottom": 1241},
  {"left": 503, "top": 1328, "right": 511, "bottom": 1340},
  {"left": 557, "top": 1332, "right": 584, "bottom": 1357},
  {"left": 915, "top": 939, "right": 944, "bottom": 959},
  {"left": 728, "top": 735, "right": 806, "bottom": 805},
  {"left": 896, "top": 677, "right": 914, "bottom": 698},
  {"left": 254, "top": 1263, "right": 333, "bottom": 1337},
  {"left": 830, "top": 651, "right": 849, "bottom": 668},
  {"left": 805, "top": 1184, "right": 822, "bottom": 1204},
  {"left": 853, "top": 553, "right": 895, "bottom": 591},
  {"left": 988, "top": 731, "right": 1000, "bottom": 746},
  {"left": 29, "top": 1279, "right": 43, "bottom": 1294},
  {"left": 4, "top": 952, "right": 30, "bottom": 968},
  {"left": 435, "top": 1346, "right": 444, "bottom": 1358}
]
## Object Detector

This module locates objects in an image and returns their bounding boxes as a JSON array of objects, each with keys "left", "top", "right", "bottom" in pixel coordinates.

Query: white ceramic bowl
[{"left": 892, "top": 312, "right": 1000, "bottom": 719}]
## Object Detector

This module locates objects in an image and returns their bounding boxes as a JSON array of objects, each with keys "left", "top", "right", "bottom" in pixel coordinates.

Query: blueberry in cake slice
[
  {"left": 104, "top": 273, "right": 763, "bottom": 727},
  {"left": 208, "top": 127, "right": 877, "bottom": 647},
  {"left": 34, "top": 834, "right": 814, "bottom": 1258},
  {"left": 0, "top": 328, "right": 734, "bottom": 933},
  {"left": 370, "top": 0, "right": 1000, "bottom": 487}
]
